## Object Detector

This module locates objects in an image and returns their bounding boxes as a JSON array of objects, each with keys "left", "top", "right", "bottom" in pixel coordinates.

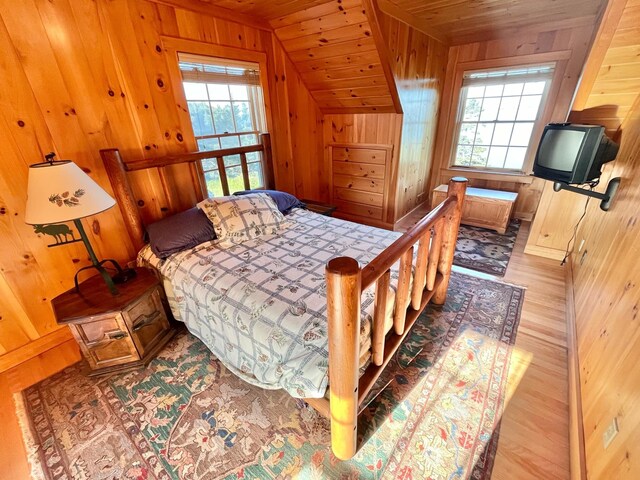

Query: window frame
[
  {"left": 162, "top": 37, "right": 274, "bottom": 199},
  {"left": 442, "top": 52, "right": 570, "bottom": 179}
]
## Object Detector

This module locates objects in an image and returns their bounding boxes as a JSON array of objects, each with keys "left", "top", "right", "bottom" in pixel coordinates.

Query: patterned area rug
[
  {"left": 15, "top": 272, "right": 524, "bottom": 480},
  {"left": 454, "top": 221, "right": 520, "bottom": 276}
]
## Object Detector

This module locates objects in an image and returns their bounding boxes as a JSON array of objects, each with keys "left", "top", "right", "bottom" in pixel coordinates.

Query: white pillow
[{"left": 197, "top": 193, "right": 286, "bottom": 245}]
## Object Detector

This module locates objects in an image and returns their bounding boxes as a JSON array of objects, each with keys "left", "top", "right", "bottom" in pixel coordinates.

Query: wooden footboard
[{"left": 307, "top": 177, "right": 467, "bottom": 460}]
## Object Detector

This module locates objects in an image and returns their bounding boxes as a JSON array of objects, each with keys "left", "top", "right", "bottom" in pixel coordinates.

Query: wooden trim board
[
  {"left": 565, "top": 258, "right": 587, "bottom": 480},
  {"left": 0, "top": 327, "right": 74, "bottom": 374}
]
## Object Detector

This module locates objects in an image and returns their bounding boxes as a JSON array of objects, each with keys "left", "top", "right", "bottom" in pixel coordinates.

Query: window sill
[{"left": 442, "top": 167, "right": 535, "bottom": 184}]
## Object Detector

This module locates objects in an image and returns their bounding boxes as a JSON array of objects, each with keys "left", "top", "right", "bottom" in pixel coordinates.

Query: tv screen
[{"left": 537, "top": 129, "right": 586, "bottom": 172}]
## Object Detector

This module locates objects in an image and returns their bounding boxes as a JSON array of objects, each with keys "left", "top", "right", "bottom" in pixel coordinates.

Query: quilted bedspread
[{"left": 138, "top": 209, "right": 402, "bottom": 398}]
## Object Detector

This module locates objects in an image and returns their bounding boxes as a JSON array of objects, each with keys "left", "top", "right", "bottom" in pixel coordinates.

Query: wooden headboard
[{"left": 100, "top": 133, "right": 274, "bottom": 251}]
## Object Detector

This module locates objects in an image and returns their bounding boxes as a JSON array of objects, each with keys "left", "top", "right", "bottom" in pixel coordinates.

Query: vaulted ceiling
[{"left": 156, "top": 0, "right": 609, "bottom": 113}]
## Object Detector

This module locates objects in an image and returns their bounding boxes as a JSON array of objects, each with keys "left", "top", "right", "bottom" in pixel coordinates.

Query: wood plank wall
[
  {"left": 430, "top": 21, "right": 600, "bottom": 224},
  {"left": 0, "top": 0, "right": 323, "bottom": 368},
  {"left": 571, "top": 94, "right": 640, "bottom": 480},
  {"left": 525, "top": 0, "right": 640, "bottom": 260},
  {"left": 323, "top": 14, "right": 448, "bottom": 227}
]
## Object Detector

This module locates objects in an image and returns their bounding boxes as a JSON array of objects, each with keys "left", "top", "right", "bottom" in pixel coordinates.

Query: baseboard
[
  {"left": 392, "top": 199, "right": 430, "bottom": 230},
  {"left": 0, "top": 327, "right": 74, "bottom": 374},
  {"left": 565, "top": 259, "right": 587, "bottom": 480},
  {"left": 523, "top": 243, "right": 567, "bottom": 261}
]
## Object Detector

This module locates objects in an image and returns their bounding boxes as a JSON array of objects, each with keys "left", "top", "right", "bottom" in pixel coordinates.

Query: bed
[{"left": 101, "top": 134, "right": 467, "bottom": 460}]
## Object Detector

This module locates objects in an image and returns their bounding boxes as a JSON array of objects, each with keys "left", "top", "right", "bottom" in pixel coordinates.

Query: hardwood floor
[{"left": 1, "top": 216, "right": 570, "bottom": 479}]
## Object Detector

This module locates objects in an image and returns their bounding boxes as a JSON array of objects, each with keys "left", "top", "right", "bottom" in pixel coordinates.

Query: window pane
[
  {"left": 183, "top": 82, "right": 208, "bottom": 101},
  {"left": 516, "top": 95, "right": 543, "bottom": 121},
  {"left": 493, "top": 123, "right": 514, "bottom": 145},
  {"left": 480, "top": 97, "right": 500, "bottom": 121},
  {"left": 233, "top": 102, "right": 254, "bottom": 132},
  {"left": 197, "top": 138, "right": 220, "bottom": 151},
  {"left": 485, "top": 84, "right": 503, "bottom": 97},
  {"left": 240, "top": 134, "right": 259, "bottom": 146},
  {"left": 471, "top": 146, "right": 489, "bottom": 167},
  {"left": 225, "top": 166, "right": 245, "bottom": 193},
  {"left": 230, "top": 84, "right": 249, "bottom": 101},
  {"left": 463, "top": 98, "right": 482, "bottom": 121},
  {"left": 207, "top": 84, "right": 230, "bottom": 101},
  {"left": 503, "top": 83, "right": 523, "bottom": 96},
  {"left": 487, "top": 146, "right": 507, "bottom": 168},
  {"left": 220, "top": 136, "right": 240, "bottom": 149},
  {"left": 523, "top": 81, "right": 546, "bottom": 95},
  {"left": 202, "top": 157, "right": 218, "bottom": 170},
  {"left": 505, "top": 147, "right": 527, "bottom": 169},
  {"left": 511, "top": 123, "right": 535, "bottom": 146},
  {"left": 458, "top": 123, "right": 477, "bottom": 145},
  {"left": 475, "top": 123, "right": 495, "bottom": 146},
  {"left": 187, "top": 102, "right": 214, "bottom": 137},
  {"left": 455, "top": 145, "right": 472, "bottom": 166},
  {"left": 223, "top": 153, "right": 241, "bottom": 168},
  {"left": 248, "top": 161, "right": 264, "bottom": 189},
  {"left": 211, "top": 102, "right": 235, "bottom": 134},
  {"left": 498, "top": 96, "right": 520, "bottom": 121},
  {"left": 204, "top": 170, "right": 224, "bottom": 198},
  {"left": 246, "top": 151, "right": 260, "bottom": 163},
  {"left": 467, "top": 86, "right": 485, "bottom": 98}
]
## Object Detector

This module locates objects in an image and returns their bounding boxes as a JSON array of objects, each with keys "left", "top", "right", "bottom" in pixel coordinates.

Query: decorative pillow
[
  {"left": 146, "top": 207, "right": 216, "bottom": 259},
  {"left": 233, "top": 189, "right": 306, "bottom": 214},
  {"left": 197, "top": 193, "right": 286, "bottom": 244}
]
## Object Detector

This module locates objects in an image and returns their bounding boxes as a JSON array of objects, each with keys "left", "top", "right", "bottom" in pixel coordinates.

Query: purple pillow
[
  {"left": 233, "top": 189, "right": 305, "bottom": 214},
  {"left": 146, "top": 207, "right": 216, "bottom": 259}
]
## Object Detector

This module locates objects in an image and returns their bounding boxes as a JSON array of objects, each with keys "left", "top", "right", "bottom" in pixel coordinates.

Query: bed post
[
  {"left": 100, "top": 149, "right": 146, "bottom": 252},
  {"left": 326, "top": 257, "right": 361, "bottom": 460},
  {"left": 259, "top": 133, "right": 275, "bottom": 190},
  {"left": 433, "top": 177, "right": 467, "bottom": 305}
]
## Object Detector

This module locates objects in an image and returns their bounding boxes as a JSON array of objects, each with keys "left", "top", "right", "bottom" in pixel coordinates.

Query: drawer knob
[
  {"left": 108, "top": 331, "right": 127, "bottom": 340},
  {"left": 132, "top": 311, "right": 161, "bottom": 332}
]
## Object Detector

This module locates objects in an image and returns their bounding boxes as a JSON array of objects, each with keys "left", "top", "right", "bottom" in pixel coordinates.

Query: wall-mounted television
[{"left": 533, "top": 123, "right": 619, "bottom": 184}]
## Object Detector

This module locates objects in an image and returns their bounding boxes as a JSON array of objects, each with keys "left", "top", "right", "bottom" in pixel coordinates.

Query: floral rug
[
  {"left": 454, "top": 221, "right": 520, "bottom": 276},
  {"left": 16, "top": 272, "right": 524, "bottom": 480}
]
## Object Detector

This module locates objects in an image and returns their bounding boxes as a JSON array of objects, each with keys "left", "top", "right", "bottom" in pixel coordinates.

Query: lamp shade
[{"left": 25, "top": 160, "right": 115, "bottom": 225}]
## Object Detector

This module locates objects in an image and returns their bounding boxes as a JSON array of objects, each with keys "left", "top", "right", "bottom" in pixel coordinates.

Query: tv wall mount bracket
[{"left": 552, "top": 177, "right": 621, "bottom": 211}]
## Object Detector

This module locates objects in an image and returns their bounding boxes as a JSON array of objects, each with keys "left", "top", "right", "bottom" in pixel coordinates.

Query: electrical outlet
[
  {"left": 578, "top": 239, "right": 586, "bottom": 253},
  {"left": 603, "top": 417, "right": 619, "bottom": 449}
]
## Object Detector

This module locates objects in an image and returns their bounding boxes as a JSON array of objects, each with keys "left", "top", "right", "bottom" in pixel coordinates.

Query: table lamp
[{"left": 25, "top": 152, "right": 135, "bottom": 295}]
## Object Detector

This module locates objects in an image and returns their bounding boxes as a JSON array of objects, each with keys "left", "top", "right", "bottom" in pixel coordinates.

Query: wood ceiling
[
  {"left": 377, "top": 0, "right": 607, "bottom": 44},
  {"left": 153, "top": 0, "right": 611, "bottom": 112}
]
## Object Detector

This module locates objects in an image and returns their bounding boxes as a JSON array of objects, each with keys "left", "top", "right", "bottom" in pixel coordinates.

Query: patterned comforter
[{"left": 138, "top": 209, "right": 403, "bottom": 398}]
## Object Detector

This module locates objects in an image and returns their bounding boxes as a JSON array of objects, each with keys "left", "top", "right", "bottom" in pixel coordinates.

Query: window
[
  {"left": 179, "top": 54, "right": 267, "bottom": 197},
  {"left": 452, "top": 64, "right": 554, "bottom": 172}
]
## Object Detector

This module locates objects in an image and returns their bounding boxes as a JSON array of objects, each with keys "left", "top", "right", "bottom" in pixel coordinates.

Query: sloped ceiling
[{"left": 377, "top": 0, "right": 606, "bottom": 45}]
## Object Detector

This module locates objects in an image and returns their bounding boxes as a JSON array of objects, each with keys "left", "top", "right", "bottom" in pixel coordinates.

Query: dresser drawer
[
  {"left": 69, "top": 314, "right": 140, "bottom": 370},
  {"left": 123, "top": 287, "right": 170, "bottom": 357}
]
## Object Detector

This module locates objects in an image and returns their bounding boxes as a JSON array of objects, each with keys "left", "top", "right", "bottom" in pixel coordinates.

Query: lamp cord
[{"left": 560, "top": 184, "right": 594, "bottom": 266}]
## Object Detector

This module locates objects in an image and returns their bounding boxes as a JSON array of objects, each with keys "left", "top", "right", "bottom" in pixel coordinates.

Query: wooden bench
[{"left": 432, "top": 185, "right": 517, "bottom": 234}]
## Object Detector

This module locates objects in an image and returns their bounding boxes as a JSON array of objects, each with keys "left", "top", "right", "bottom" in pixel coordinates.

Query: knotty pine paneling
[
  {"left": 382, "top": 15, "right": 448, "bottom": 221},
  {"left": 0, "top": 0, "right": 323, "bottom": 366},
  {"left": 570, "top": 95, "right": 640, "bottom": 480},
  {"left": 526, "top": 0, "right": 640, "bottom": 259},
  {"left": 431, "top": 22, "right": 599, "bottom": 234},
  {"left": 323, "top": 14, "right": 447, "bottom": 227}
]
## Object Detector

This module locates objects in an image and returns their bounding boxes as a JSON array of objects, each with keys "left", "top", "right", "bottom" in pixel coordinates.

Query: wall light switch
[{"left": 603, "top": 417, "right": 619, "bottom": 449}]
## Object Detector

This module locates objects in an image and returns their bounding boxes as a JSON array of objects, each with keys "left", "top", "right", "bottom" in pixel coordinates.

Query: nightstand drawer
[
  {"left": 124, "top": 287, "right": 170, "bottom": 357},
  {"left": 70, "top": 314, "right": 140, "bottom": 369}
]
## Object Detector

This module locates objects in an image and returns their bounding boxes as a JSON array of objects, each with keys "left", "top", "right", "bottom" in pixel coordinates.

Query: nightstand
[
  {"left": 52, "top": 268, "right": 175, "bottom": 375},
  {"left": 301, "top": 199, "right": 338, "bottom": 216}
]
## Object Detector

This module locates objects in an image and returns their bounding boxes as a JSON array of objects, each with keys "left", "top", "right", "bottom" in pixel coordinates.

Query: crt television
[{"left": 533, "top": 123, "right": 619, "bottom": 184}]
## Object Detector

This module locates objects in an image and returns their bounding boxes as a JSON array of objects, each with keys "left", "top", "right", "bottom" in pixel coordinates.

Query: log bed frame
[{"left": 100, "top": 133, "right": 467, "bottom": 460}]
